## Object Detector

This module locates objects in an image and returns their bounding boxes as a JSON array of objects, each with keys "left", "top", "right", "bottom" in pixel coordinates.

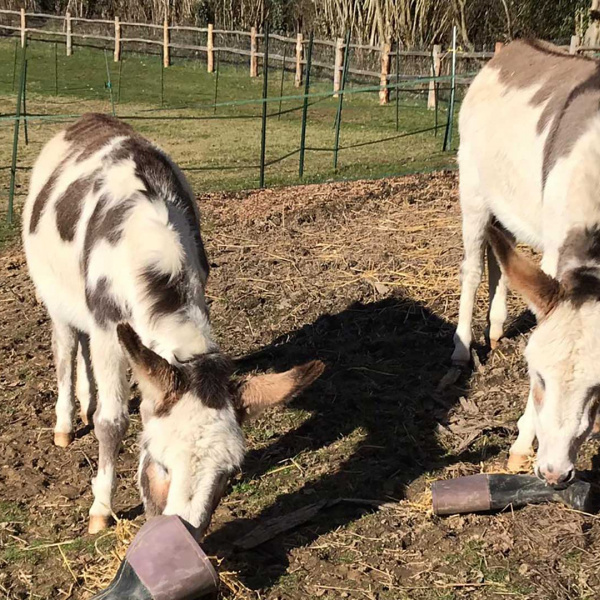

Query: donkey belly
[{"left": 459, "top": 65, "right": 549, "bottom": 249}]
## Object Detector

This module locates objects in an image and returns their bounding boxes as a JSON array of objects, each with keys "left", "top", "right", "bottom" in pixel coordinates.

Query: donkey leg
[
  {"left": 76, "top": 333, "right": 96, "bottom": 426},
  {"left": 88, "top": 328, "right": 129, "bottom": 534},
  {"left": 508, "top": 389, "right": 536, "bottom": 472},
  {"left": 51, "top": 320, "right": 78, "bottom": 448},
  {"left": 452, "top": 193, "right": 490, "bottom": 364},
  {"left": 541, "top": 249, "right": 559, "bottom": 278},
  {"left": 487, "top": 240, "right": 509, "bottom": 349}
]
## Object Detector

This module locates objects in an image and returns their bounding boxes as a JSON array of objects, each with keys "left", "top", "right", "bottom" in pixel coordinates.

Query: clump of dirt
[{"left": 2, "top": 171, "right": 600, "bottom": 600}]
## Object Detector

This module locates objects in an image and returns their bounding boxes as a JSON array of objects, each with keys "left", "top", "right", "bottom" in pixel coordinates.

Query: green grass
[
  {"left": 0, "top": 500, "right": 27, "bottom": 523},
  {"left": 0, "top": 215, "right": 19, "bottom": 249},
  {"left": 443, "top": 540, "right": 535, "bottom": 597},
  {"left": 0, "top": 37, "right": 461, "bottom": 239}
]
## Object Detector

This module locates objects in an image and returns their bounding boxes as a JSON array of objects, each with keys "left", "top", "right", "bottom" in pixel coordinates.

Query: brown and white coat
[{"left": 23, "top": 114, "right": 323, "bottom": 534}]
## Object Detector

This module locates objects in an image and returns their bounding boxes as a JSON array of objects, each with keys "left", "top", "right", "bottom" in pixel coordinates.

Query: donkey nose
[{"left": 538, "top": 466, "right": 574, "bottom": 488}]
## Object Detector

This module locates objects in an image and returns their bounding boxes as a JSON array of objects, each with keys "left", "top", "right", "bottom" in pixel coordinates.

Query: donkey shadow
[{"left": 203, "top": 294, "right": 500, "bottom": 590}]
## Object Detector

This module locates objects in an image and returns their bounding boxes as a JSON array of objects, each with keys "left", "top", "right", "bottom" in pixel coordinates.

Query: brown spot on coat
[
  {"left": 558, "top": 226, "right": 600, "bottom": 276},
  {"left": 29, "top": 152, "right": 75, "bottom": 234},
  {"left": 558, "top": 227, "right": 600, "bottom": 306},
  {"left": 140, "top": 267, "right": 186, "bottom": 321},
  {"left": 65, "top": 113, "right": 134, "bottom": 163},
  {"left": 85, "top": 277, "right": 128, "bottom": 328},
  {"left": 83, "top": 196, "right": 133, "bottom": 275},
  {"left": 55, "top": 170, "right": 100, "bottom": 242},
  {"left": 490, "top": 39, "right": 600, "bottom": 182},
  {"left": 181, "top": 353, "right": 233, "bottom": 411},
  {"left": 151, "top": 352, "right": 234, "bottom": 415},
  {"left": 562, "top": 268, "right": 600, "bottom": 307}
]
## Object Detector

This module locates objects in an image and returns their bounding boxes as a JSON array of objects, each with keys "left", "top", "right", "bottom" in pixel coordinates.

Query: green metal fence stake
[
  {"left": 213, "top": 50, "right": 220, "bottom": 114},
  {"left": 54, "top": 42, "right": 58, "bottom": 95},
  {"left": 430, "top": 47, "right": 438, "bottom": 136},
  {"left": 11, "top": 39, "right": 18, "bottom": 92},
  {"left": 117, "top": 55, "right": 123, "bottom": 104},
  {"left": 160, "top": 54, "right": 164, "bottom": 107},
  {"left": 278, "top": 44, "right": 286, "bottom": 120},
  {"left": 395, "top": 39, "right": 400, "bottom": 132},
  {"left": 259, "top": 24, "right": 270, "bottom": 188},
  {"left": 298, "top": 32, "right": 314, "bottom": 178},
  {"left": 443, "top": 26, "right": 457, "bottom": 151},
  {"left": 8, "top": 44, "right": 26, "bottom": 225},
  {"left": 22, "top": 59, "right": 28, "bottom": 146},
  {"left": 333, "top": 31, "right": 351, "bottom": 172},
  {"left": 104, "top": 49, "right": 115, "bottom": 116}
]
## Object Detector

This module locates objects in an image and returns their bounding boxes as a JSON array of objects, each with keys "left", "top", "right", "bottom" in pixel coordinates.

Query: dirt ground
[{"left": 2, "top": 171, "right": 600, "bottom": 600}]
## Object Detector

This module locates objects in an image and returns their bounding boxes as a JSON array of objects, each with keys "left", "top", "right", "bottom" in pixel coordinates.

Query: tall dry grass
[{"left": 0, "top": 0, "right": 590, "bottom": 48}]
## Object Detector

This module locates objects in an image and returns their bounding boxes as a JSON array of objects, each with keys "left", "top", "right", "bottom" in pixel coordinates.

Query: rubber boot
[
  {"left": 91, "top": 515, "right": 219, "bottom": 599},
  {"left": 432, "top": 473, "right": 592, "bottom": 516}
]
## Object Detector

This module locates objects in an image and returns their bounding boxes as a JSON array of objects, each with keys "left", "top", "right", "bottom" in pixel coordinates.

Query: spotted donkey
[
  {"left": 452, "top": 40, "right": 600, "bottom": 488},
  {"left": 23, "top": 113, "right": 324, "bottom": 535}
]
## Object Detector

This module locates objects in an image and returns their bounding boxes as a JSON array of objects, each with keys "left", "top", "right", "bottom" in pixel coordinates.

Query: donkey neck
[
  {"left": 136, "top": 258, "right": 216, "bottom": 364},
  {"left": 144, "top": 305, "right": 217, "bottom": 365}
]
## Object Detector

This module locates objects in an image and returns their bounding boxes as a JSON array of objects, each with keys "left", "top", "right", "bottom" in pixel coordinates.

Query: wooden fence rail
[{"left": 0, "top": 7, "right": 508, "bottom": 95}]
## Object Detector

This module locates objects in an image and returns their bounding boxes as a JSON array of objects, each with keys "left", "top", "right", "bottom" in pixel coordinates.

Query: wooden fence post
[
  {"left": 427, "top": 44, "right": 441, "bottom": 110},
  {"left": 379, "top": 40, "right": 391, "bottom": 105},
  {"left": 20, "top": 8, "right": 26, "bottom": 48},
  {"left": 294, "top": 32, "right": 303, "bottom": 87},
  {"left": 333, "top": 37, "right": 344, "bottom": 96},
  {"left": 207, "top": 23, "right": 214, "bottom": 72},
  {"left": 163, "top": 18, "right": 170, "bottom": 67},
  {"left": 250, "top": 26, "right": 258, "bottom": 77},
  {"left": 494, "top": 41, "right": 504, "bottom": 54},
  {"left": 570, "top": 34, "right": 580, "bottom": 54},
  {"left": 114, "top": 16, "right": 121, "bottom": 62},
  {"left": 66, "top": 12, "right": 72, "bottom": 56}
]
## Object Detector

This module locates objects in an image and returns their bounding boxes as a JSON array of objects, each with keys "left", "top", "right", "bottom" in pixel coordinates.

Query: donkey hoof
[
  {"left": 451, "top": 343, "right": 471, "bottom": 367},
  {"left": 88, "top": 515, "right": 112, "bottom": 534},
  {"left": 54, "top": 432, "right": 74, "bottom": 448},
  {"left": 490, "top": 338, "right": 500, "bottom": 350},
  {"left": 80, "top": 412, "right": 91, "bottom": 427},
  {"left": 507, "top": 453, "right": 531, "bottom": 473}
]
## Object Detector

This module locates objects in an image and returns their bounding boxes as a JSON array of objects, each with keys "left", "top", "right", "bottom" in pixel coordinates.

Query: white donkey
[
  {"left": 452, "top": 40, "right": 600, "bottom": 487},
  {"left": 23, "top": 113, "right": 323, "bottom": 534}
]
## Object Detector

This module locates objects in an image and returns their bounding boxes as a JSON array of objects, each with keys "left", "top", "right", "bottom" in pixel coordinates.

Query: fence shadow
[{"left": 203, "top": 293, "right": 491, "bottom": 590}]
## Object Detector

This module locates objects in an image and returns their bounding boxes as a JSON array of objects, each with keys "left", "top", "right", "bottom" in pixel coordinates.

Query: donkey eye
[{"left": 536, "top": 373, "right": 545, "bottom": 389}]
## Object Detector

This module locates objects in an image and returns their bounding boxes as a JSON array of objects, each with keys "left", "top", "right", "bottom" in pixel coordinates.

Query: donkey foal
[{"left": 23, "top": 113, "right": 323, "bottom": 534}]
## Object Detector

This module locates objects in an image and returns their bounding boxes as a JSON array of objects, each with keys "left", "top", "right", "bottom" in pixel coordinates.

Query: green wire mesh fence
[{"left": 1, "top": 26, "right": 472, "bottom": 225}]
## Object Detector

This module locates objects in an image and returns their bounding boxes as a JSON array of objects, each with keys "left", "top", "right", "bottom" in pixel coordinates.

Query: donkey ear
[
  {"left": 487, "top": 225, "right": 563, "bottom": 319},
  {"left": 117, "top": 323, "right": 184, "bottom": 417},
  {"left": 233, "top": 360, "right": 325, "bottom": 423}
]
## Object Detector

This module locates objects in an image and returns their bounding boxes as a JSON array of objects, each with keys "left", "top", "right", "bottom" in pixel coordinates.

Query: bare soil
[{"left": 2, "top": 172, "right": 600, "bottom": 600}]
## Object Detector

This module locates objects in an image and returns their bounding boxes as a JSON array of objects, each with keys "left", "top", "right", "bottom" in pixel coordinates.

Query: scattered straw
[
  {"left": 81, "top": 519, "right": 139, "bottom": 596},
  {"left": 58, "top": 544, "right": 77, "bottom": 583}
]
